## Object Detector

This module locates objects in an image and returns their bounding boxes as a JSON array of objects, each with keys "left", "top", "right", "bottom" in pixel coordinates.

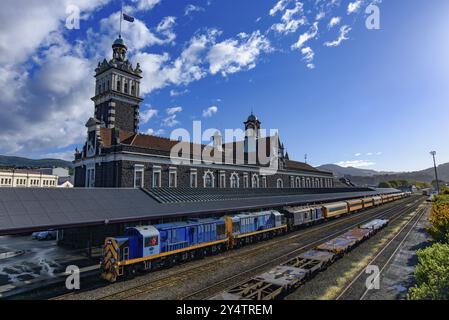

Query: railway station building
[{"left": 73, "top": 36, "right": 334, "bottom": 190}]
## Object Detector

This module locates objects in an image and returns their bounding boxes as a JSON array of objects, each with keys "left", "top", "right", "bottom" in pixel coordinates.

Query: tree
[
  {"left": 428, "top": 194, "right": 449, "bottom": 243},
  {"left": 408, "top": 243, "right": 449, "bottom": 300},
  {"left": 378, "top": 181, "right": 392, "bottom": 188}
]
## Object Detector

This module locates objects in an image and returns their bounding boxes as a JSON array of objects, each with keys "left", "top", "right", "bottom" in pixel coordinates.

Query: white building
[
  {"left": 37, "top": 167, "right": 70, "bottom": 178},
  {"left": 0, "top": 170, "right": 58, "bottom": 188}
]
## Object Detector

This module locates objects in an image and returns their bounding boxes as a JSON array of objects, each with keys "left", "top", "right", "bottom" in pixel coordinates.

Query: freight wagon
[{"left": 212, "top": 218, "right": 390, "bottom": 300}]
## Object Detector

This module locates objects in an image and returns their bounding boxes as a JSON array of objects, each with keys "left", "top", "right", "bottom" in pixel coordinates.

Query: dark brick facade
[{"left": 75, "top": 158, "right": 334, "bottom": 189}]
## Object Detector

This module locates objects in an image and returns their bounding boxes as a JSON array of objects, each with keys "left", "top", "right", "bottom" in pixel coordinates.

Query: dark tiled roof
[
  {"left": 0, "top": 187, "right": 401, "bottom": 235},
  {"left": 97, "top": 129, "right": 329, "bottom": 174},
  {"left": 285, "top": 160, "right": 321, "bottom": 173}
]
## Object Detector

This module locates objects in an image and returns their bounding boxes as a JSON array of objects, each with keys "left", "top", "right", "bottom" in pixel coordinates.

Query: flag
[{"left": 123, "top": 13, "right": 135, "bottom": 23}]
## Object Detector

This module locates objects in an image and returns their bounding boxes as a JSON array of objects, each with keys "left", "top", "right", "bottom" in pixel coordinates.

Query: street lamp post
[{"left": 430, "top": 151, "right": 440, "bottom": 194}]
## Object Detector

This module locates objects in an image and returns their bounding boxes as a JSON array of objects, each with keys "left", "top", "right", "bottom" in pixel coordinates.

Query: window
[
  {"left": 252, "top": 174, "right": 259, "bottom": 188},
  {"left": 117, "top": 80, "right": 121, "bottom": 92},
  {"left": 219, "top": 172, "right": 226, "bottom": 188},
  {"left": 144, "top": 236, "right": 158, "bottom": 247},
  {"left": 204, "top": 171, "right": 214, "bottom": 188},
  {"left": 296, "top": 177, "right": 300, "bottom": 188},
  {"left": 190, "top": 171, "right": 197, "bottom": 188},
  {"left": 277, "top": 179, "right": 283, "bottom": 188},
  {"left": 230, "top": 173, "right": 239, "bottom": 188},
  {"left": 152, "top": 168, "right": 161, "bottom": 188},
  {"left": 243, "top": 174, "right": 249, "bottom": 188},
  {"left": 169, "top": 169, "right": 177, "bottom": 188},
  {"left": 86, "top": 167, "right": 95, "bottom": 188},
  {"left": 134, "top": 165, "right": 144, "bottom": 188},
  {"left": 131, "top": 85, "right": 135, "bottom": 95},
  {"left": 124, "top": 82, "right": 128, "bottom": 94},
  {"left": 262, "top": 176, "right": 267, "bottom": 188},
  {"left": 290, "top": 176, "right": 295, "bottom": 188}
]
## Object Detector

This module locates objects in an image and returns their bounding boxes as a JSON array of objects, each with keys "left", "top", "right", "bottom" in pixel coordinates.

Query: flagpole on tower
[{"left": 119, "top": 0, "right": 123, "bottom": 38}]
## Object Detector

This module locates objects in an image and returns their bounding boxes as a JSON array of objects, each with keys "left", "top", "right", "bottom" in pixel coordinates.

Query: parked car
[
  {"left": 36, "top": 230, "right": 57, "bottom": 241},
  {"left": 31, "top": 232, "right": 41, "bottom": 239}
]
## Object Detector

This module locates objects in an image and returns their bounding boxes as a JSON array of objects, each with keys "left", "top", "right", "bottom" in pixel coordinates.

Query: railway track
[
  {"left": 66, "top": 196, "right": 421, "bottom": 300},
  {"left": 181, "top": 196, "right": 424, "bottom": 300},
  {"left": 335, "top": 202, "right": 429, "bottom": 300}
]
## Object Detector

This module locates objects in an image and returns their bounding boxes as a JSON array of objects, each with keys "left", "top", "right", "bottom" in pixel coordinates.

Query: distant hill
[
  {"left": 317, "top": 164, "right": 383, "bottom": 177},
  {"left": 318, "top": 162, "right": 449, "bottom": 186},
  {"left": 0, "top": 155, "right": 73, "bottom": 169}
]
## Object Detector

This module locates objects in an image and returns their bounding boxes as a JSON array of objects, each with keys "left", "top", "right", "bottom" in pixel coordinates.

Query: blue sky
[{"left": 0, "top": 0, "right": 447, "bottom": 172}]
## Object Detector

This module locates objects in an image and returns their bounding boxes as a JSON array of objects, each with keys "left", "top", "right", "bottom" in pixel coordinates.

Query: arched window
[
  {"left": 296, "top": 177, "right": 301, "bottom": 188},
  {"left": 124, "top": 82, "right": 128, "bottom": 94},
  {"left": 262, "top": 176, "right": 267, "bottom": 188},
  {"left": 277, "top": 179, "right": 283, "bottom": 188},
  {"left": 251, "top": 174, "right": 259, "bottom": 188},
  {"left": 230, "top": 173, "right": 239, "bottom": 188},
  {"left": 131, "top": 85, "right": 136, "bottom": 95},
  {"left": 117, "top": 80, "right": 121, "bottom": 92},
  {"left": 203, "top": 171, "right": 215, "bottom": 188}
]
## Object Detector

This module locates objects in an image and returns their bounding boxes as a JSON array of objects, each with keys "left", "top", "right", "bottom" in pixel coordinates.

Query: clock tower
[{"left": 91, "top": 36, "right": 143, "bottom": 133}]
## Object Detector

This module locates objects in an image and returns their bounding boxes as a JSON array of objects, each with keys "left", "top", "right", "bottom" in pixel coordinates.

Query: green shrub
[{"left": 408, "top": 243, "right": 449, "bottom": 300}]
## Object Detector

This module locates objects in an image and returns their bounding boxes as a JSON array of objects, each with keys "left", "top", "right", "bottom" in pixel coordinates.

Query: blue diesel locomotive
[{"left": 101, "top": 210, "right": 286, "bottom": 282}]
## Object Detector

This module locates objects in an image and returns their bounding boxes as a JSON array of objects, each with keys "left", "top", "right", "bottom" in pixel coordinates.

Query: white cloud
[
  {"left": 162, "top": 115, "right": 180, "bottom": 127},
  {"left": 170, "top": 89, "right": 189, "bottom": 96},
  {"left": 156, "top": 16, "right": 177, "bottom": 44},
  {"left": 324, "top": 25, "right": 351, "bottom": 47},
  {"left": 291, "top": 22, "right": 319, "bottom": 50},
  {"left": 162, "top": 106, "right": 182, "bottom": 127},
  {"left": 355, "top": 153, "right": 362, "bottom": 157},
  {"left": 184, "top": 4, "right": 204, "bottom": 16},
  {"left": 269, "top": 0, "right": 293, "bottom": 16},
  {"left": 146, "top": 128, "right": 165, "bottom": 136},
  {"left": 328, "top": 16, "right": 341, "bottom": 29},
  {"left": 136, "top": 29, "right": 219, "bottom": 95},
  {"left": 166, "top": 106, "right": 183, "bottom": 115},
  {"left": 41, "top": 150, "right": 76, "bottom": 161},
  {"left": 202, "top": 106, "right": 218, "bottom": 117},
  {"left": 0, "top": 0, "right": 109, "bottom": 65},
  {"left": 347, "top": 1, "right": 362, "bottom": 14},
  {"left": 366, "top": 152, "right": 373, "bottom": 156},
  {"left": 131, "top": 0, "right": 161, "bottom": 11},
  {"left": 376, "top": 152, "right": 383, "bottom": 156},
  {"left": 0, "top": 0, "right": 109, "bottom": 156},
  {"left": 87, "top": 11, "right": 175, "bottom": 59},
  {"left": 271, "top": 1, "right": 306, "bottom": 35},
  {"left": 316, "top": 11, "right": 325, "bottom": 20},
  {"left": 301, "top": 47, "right": 315, "bottom": 69},
  {"left": 207, "top": 31, "right": 272, "bottom": 76},
  {"left": 335, "top": 160, "right": 376, "bottom": 168},
  {"left": 140, "top": 108, "right": 158, "bottom": 124}
]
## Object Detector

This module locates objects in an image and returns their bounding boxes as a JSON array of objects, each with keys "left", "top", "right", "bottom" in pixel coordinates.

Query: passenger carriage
[{"left": 322, "top": 202, "right": 348, "bottom": 218}]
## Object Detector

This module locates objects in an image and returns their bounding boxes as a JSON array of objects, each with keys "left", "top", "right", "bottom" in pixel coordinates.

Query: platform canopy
[{"left": 0, "top": 187, "right": 400, "bottom": 235}]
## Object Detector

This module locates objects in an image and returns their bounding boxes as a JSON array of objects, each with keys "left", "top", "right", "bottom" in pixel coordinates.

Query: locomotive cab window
[{"left": 144, "top": 236, "right": 158, "bottom": 247}]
